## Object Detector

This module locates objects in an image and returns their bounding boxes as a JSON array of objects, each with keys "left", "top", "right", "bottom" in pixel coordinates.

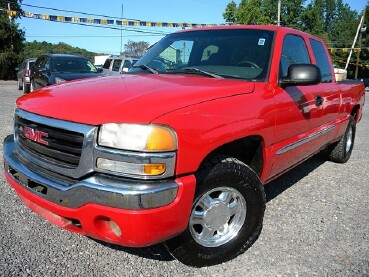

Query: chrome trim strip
[
  {"left": 4, "top": 135, "right": 178, "bottom": 209},
  {"left": 93, "top": 146, "right": 176, "bottom": 180},
  {"left": 276, "top": 125, "right": 336, "bottom": 155}
]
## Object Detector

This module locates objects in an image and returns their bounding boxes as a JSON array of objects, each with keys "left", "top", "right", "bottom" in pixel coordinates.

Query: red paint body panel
[{"left": 5, "top": 172, "right": 196, "bottom": 247}]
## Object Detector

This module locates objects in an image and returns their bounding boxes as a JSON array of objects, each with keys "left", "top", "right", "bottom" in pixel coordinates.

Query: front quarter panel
[{"left": 151, "top": 83, "right": 275, "bottom": 180}]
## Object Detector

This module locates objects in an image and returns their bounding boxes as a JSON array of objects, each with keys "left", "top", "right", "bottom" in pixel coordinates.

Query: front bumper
[{"left": 3, "top": 135, "right": 196, "bottom": 246}]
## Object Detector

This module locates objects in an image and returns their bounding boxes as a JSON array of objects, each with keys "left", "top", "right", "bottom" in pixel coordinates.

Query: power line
[
  {"left": 26, "top": 34, "right": 164, "bottom": 38},
  {"left": 22, "top": 16, "right": 170, "bottom": 35},
  {"left": 1, "top": 0, "right": 143, "bottom": 21}
]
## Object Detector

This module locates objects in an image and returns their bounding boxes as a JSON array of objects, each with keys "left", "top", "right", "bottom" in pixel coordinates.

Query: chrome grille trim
[{"left": 14, "top": 109, "right": 97, "bottom": 179}]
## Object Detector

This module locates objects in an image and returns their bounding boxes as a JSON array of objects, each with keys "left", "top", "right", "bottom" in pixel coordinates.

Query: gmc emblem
[{"left": 23, "top": 126, "right": 49, "bottom": 146}]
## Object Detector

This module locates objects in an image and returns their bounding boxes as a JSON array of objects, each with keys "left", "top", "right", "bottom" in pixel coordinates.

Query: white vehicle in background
[
  {"left": 102, "top": 56, "right": 138, "bottom": 76},
  {"left": 16, "top": 58, "right": 36, "bottom": 93}
]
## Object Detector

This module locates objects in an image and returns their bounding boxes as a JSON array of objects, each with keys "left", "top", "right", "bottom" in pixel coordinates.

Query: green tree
[
  {"left": 223, "top": 0, "right": 305, "bottom": 27},
  {"left": 21, "top": 41, "right": 100, "bottom": 62},
  {"left": 0, "top": 0, "right": 25, "bottom": 80},
  {"left": 122, "top": 40, "right": 149, "bottom": 57},
  {"left": 223, "top": 1, "right": 237, "bottom": 23}
]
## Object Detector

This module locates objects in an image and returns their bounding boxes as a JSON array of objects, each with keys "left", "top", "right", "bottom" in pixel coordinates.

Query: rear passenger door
[{"left": 271, "top": 34, "right": 324, "bottom": 176}]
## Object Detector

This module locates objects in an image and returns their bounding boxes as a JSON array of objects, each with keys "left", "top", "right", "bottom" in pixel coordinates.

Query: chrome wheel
[
  {"left": 189, "top": 186, "right": 246, "bottom": 247},
  {"left": 346, "top": 127, "right": 353, "bottom": 154}
]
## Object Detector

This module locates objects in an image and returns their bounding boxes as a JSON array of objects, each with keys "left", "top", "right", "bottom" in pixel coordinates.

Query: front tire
[
  {"left": 328, "top": 116, "right": 356, "bottom": 163},
  {"left": 165, "top": 156, "right": 265, "bottom": 267}
]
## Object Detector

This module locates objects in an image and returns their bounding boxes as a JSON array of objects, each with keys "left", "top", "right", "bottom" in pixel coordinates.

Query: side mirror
[
  {"left": 280, "top": 64, "right": 321, "bottom": 87},
  {"left": 39, "top": 67, "right": 48, "bottom": 73},
  {"left": 97, "top": 68, "right": 103, "bottom": 73}
]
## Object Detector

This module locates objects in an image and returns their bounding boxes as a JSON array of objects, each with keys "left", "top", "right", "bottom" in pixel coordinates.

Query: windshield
[
  {"left": 51, "top": 57, "right": 98, "bottom": 73},
  {"left": 131, "top": 29, "right": 274, "bottom": 80}
]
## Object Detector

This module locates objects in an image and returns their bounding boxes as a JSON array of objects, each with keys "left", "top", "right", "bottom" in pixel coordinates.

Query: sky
[{"left": 14, "top": 0, "right": 368, "bottom": 56}]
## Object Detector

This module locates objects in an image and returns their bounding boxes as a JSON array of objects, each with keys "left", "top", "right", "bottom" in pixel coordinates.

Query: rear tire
[
  {"left": 17, "top": 80, "right": 22, "bottom": 90},
  {"left": 22, "top": 81, "right": 29, "bottom": 93},
  {"left": 328, "top": 116, "right": 356, "bottom": 163},
  {"left": 165, "top": 156, "right": 265, "bottom": 267},
  {"left": 30, "top": 81, "right": 35, "bottom": 92}
]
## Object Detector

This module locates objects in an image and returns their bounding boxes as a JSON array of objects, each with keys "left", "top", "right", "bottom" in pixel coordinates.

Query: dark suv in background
[
  {"left": 16, "top": 58, "right": 36, "bottom": 93},
  {"left": 30, "top": 54, "right": 103, "bottom": 91}
]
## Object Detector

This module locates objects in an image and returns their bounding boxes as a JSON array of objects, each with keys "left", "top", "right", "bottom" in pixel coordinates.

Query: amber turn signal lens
[{"left": 144, "top": 164, "right": 166, "bottom": 175}]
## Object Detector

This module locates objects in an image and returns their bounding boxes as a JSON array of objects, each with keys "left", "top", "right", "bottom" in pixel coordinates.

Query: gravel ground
[{"left": 0, "top": 80, "right": 368, "bottom": 276}]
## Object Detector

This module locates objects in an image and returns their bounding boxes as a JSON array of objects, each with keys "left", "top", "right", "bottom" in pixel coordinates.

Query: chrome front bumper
[{"left": 3, "top": 135, "right": 178, "bottom": 210}]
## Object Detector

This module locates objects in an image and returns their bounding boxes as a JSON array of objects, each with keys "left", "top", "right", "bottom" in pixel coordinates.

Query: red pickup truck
[{"left": 3, "top": 25, "right": 365, "bottom": 267}]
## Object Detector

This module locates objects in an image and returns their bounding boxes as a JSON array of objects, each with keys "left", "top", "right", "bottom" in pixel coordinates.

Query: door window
[{"left": 280, "top": 35, "right": 310, "bottom": 77}]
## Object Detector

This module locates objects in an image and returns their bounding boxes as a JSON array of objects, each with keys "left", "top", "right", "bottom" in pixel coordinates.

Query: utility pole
[
  {"left": 345, "top": 14, "right": 365, "bottom": 71},
  {"left": 8, "top": 2, "right": 14, "bottom": 49},
  {"left": 120, "top": 3, "right": 123, "bottom": 55},
  {"left": 355, "top": 8, "right": 366, "bottom": 79},
  {"left": 277, "top": 0, "right": 281, "bottom": 26}
]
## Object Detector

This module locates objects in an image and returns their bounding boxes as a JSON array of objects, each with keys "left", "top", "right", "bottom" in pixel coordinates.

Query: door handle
[{"left": 315, "top": 95, "right": 323, "bottom": 107}]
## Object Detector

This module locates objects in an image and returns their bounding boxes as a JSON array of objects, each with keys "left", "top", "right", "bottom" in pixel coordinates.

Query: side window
[
  {"left": 103, "top": 59, "right": 112, "bottom": 69},
  {"left": 280, "top": 35, "right": 310, "bottom": 77},
  {"left": 44, "top": 57, "right": 51, "bottom": 70},
  {"left": 34, "top": 57, "right": 43, "bottom": 68},
  {"left": 34, "top": 57, "right": 47, "bottom": 69},
  {"left": 123, "top": 60, "right": 132, "bottom": 69},
  {"left": 112, "top": 59, "right": 122, "bottom": 71},
  {"left": 309, "top": 39, "right": 332, "bottom": 83}
]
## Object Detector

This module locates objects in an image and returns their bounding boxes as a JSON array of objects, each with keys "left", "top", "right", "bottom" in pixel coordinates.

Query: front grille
[{"left": 15, "top": 115, "right": 84, "bottom": 168}]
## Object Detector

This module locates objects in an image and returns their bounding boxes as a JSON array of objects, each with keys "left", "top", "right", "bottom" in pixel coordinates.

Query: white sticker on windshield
[{"left": 258, "top": 38, "right": 266, "bottom": 46}]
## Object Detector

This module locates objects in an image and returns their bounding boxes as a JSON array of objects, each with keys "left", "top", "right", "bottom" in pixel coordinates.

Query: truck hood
[{"left": 17, "top": 74, "right": 255, "bottom": 125}]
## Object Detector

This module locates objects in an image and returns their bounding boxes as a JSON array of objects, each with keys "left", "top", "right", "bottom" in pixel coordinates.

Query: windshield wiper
[
  {"left": 167, "top": 67, "right": 223, "bottom": 79},
  {"left": 132, "top": 64, "right": 158, "bottom": 74}
]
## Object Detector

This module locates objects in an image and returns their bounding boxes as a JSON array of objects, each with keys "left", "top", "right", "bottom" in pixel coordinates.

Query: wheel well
[
  {"left": 201, "top": 136, "right": 264, "bottom": 177},
  {"left": 351, "top": 105, "right": 360, "bottom": 122}
]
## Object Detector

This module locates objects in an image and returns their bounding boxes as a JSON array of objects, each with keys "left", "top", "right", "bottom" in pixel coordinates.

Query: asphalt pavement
[{"left": 0, "top": 80, "right": 368, "bottom": 276}]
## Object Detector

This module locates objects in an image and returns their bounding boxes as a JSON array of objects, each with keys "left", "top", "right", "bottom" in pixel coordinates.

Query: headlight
[
  {"left": 96, "top": 123, "right": 177, "bottom": 178},
  {"left": 55, "top": 77, "right": 67, "bottom": 83},
  {"left": 98, "top": 123, "right": 177, "bottom": 152}
]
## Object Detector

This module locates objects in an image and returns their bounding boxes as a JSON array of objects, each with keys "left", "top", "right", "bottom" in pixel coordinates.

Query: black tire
[
  {"left": 328, "top": 116, "right": 356, "bottom": 163},
  {"left": 30, "top": 80, "right": 35, "bottom": 92},
  {"left": 23, "top": 81, "right": 29, "bottom": 93},
  {"left": 17, "top": 80, "right": 22, "bottom": 90},
  {"left": 165, "top": 156, "right": 265, "bottom": 267}
]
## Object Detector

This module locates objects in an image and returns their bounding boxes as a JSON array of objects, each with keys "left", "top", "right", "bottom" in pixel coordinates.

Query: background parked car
[
  {"left": 16, "top": 58, "right": 36, "bottom": 93},
  {"left": 30, "top": 54, "right": 103, "bottom": 91},
  {"left": 102, "top": 56, "right": 138, "bottom": 76}
]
